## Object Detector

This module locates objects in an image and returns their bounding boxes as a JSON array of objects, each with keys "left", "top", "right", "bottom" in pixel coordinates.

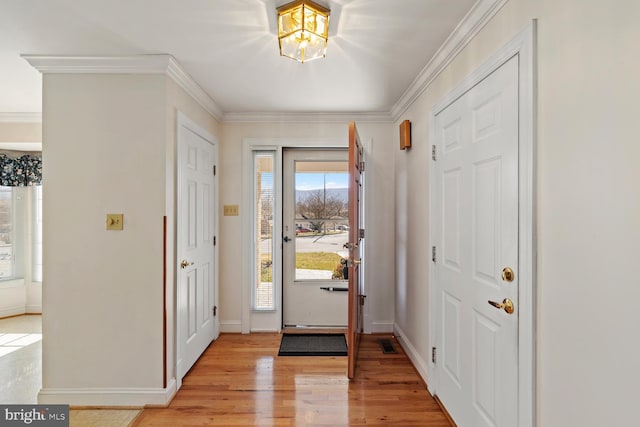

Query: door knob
[
  {"left": 502, "top": 267, "right": 515, "bottom": 282},
  {"left": 283, "top": 236, "right": 291, "bottom": 243},
  {"left": 488, "top": 298, "right": 514, "bottom": 314},
  {"left": 180, "top": 260, "right": 194, "bottom": 269}
]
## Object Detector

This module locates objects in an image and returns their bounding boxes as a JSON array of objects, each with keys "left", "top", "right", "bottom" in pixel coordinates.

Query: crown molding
[
  {"left": 390, "top": 0, "right": 508, "bottom": 121},
  {"left": 21, "top": 54, "right": 223, "bottom": 121},
  {"left": 223, "top": 110, "right": 392, "bottom": 123},
  {"left": 165, "top": 57, "right": 224, "bottom": 120},
  {"left": 0, "top": 112, "right": 42, "bottom": 123}
]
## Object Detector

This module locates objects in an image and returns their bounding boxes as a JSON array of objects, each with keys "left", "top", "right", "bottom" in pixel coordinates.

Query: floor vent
[{"left": 378, "top": 338, "right": 397, "bottom": 354}]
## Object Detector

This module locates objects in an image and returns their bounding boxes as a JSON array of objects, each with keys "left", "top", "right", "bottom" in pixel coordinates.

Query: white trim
[
  {"left": 428, "top": 21, "right": 537, "bottom": 427},
  {"left": 391, "top": 0, "right": 508, "bottom": 121},
  {"left": 166, "top": 59, "right": 224, "bottom": 120},
  {"left": 394, "top": 323, "right": 430, "bottom": 389},
  {"left": 25, "top": 304, "right": 42, "bottom": 314},
  {"left": 0, "top": 278, "right": 25, "bottom": 289},
  {"left": 370, "top": 321, "right": 394, "bottom": 334},
  {"left": 175, "top": 111, "right": 219, "bottom": 388},
  {"left": 22, "top": 55, "right": 223, "bottom": 121},
  {"left": 22, "top": 55, "right": 174, "bottom": 74},
  {"left": 0, "top": 113, "right": 42, "bottom": 123},
  {"left": 0, "top": 306, "right": 27, "bottom": 318},
  {"left": 219, "top": 320, "right": 242, "bottom": 333},
  {"left": 224, "top": 111, "right": 392, "bottom": 123},
  {"left": 0, "top": 142, "right": 42, "bottom": 151},
  {"left": 38, "top": 379, "right": 177, "bottom": 407}
]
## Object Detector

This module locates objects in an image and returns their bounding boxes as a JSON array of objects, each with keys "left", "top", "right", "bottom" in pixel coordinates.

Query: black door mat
[
  {"left": 278, "top": 333, "right": 347, "bottom": 356},
  {"left": 378, "top": 338, "right": 397, "bottom": 354}
]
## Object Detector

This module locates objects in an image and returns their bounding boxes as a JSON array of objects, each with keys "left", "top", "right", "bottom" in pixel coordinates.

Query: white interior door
[
  {"left": 177, "top": 118, "right": 217, "bottom": 383},
  {"left": 433, "top": 56, "right": 519, "bottom": 427},
  {"left": 282, "top": 149, "right": 349, "bottom": 327}
]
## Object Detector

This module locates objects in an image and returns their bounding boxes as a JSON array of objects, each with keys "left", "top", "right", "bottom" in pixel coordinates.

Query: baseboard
[
  {"left": 219, "top": 320, "right": 242, "bottom": 333},
  {"left": 38, "top": 378, "right": 177, "bottom": 407},
  {"left": 394, "top": 323, "right": 431, "bottom": 392},
  {"left": 0, "top": 306, "right": 27, "bottom": 318},
  {"left": 26, "top": 304, "right": 42, "bottom": 314},
  {"left": 370, "top": 321, "right": 394, "bottom": 333}
]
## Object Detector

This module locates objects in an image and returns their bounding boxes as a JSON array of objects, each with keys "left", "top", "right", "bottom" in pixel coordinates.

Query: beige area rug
[{"left": 69, "top": 409, "right": 141, "bottom": 427}]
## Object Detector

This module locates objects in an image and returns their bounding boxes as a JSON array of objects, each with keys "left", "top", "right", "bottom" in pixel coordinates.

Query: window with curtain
[{"left": 0, "top": 150, "right": 42, "bottom": 281}]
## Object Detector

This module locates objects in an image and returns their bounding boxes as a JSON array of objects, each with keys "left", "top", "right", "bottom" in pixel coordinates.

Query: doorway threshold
[{"left": 283, "top": 325, "right": 347, "bottom": 334}]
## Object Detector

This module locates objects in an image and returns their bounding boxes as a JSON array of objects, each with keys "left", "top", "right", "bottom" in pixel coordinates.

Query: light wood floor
[{"left": 134, "top": 333, "right": 451, "bottom": 427}]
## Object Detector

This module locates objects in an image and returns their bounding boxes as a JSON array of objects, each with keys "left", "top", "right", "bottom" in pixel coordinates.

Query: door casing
[
  {"left": 428, "top": 21, "right": 537, "bottom": 427},
  {"left": 241, "top": 137, "right": 370, "bottom": 334}
]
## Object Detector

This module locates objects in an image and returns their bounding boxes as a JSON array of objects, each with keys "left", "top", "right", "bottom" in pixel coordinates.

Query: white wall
[
  {"left": 220, "top": 121, "right": 396, "bottom": 333},
  {"left": 393, "top": 0, "right": 640, "bottom": 425},
  {"left": 39, "top": 72, "right": 220, "bottom": 405},
  {"left": 41, "top": 74, "right": 168, "bottom": 399}
]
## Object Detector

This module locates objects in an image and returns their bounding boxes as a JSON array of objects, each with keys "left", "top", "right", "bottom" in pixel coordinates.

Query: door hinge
[
  {"left": 432, "top": 246, "right": 436, "bottom": 263},
  {"left": 359, "top": 295, "right": 367, "bottom": 306},
  {"left": 213, "top": 165, "right": 217, "bottom": 176},
  {"left": 432, "top": 145, "right": 436, "bottom": 161},
  {"left": 359, "top": 228, "right": 365, "bottom": 239},
  {"left": 360, "top": 161, "right": 365, "bottom": 172},
  {"left": 213, "top": 306, "right": 217, "bottom": 317},
  {"left": 213, "top": 236, "right": 217, "bottom": 246},
  {"left": 432, "top": 347, "right": 437, "bottom": 364}
]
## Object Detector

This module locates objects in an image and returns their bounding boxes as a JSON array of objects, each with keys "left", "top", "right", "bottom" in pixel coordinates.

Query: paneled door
[
  {"left": 432, "top": 56, "right": 519, "bottom": 426},
  {"left": 347, "top": 122, "right": 364, "bottom": 380},
  {"left": 177, "top": 116, "right": 218, "bottom": 385}
]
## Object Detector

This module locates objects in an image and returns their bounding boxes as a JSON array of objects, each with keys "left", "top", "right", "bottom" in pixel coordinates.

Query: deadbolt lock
[{"left": 502, "top": 267, "right": 515, "bottom": 282}]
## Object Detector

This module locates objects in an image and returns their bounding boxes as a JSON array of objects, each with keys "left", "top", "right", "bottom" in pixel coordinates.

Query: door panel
[
  {"left": 434, "top": 56, "right": 518, "bottom": 426},
  {"left": 347, "top": 122, "right": 364, "bottom": 379},
  {"left": 177, "top": 124, "right": 217, "bottom": 382}
]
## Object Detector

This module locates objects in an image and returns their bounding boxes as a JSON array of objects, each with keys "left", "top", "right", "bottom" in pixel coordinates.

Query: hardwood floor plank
[{"left": 133, "top": 333, "right": 451, "bottom": 427}]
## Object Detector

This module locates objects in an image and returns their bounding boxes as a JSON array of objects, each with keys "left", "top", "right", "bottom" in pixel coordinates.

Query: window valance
[{"left": 0, "top": 152, "right": 42, "bottom": 186}]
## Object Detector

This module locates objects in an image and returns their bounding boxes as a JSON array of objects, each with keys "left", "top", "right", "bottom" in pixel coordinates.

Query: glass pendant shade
[{"left": 277, "top": 0, "right": 330, "bottom": 63}]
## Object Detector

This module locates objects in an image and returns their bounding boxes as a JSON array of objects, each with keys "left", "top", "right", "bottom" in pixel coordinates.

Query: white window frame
[{"left": 32, "top": 185, "right": 43, "bottom": 283}]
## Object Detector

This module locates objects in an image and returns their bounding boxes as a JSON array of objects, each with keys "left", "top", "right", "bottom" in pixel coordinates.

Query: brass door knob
[
  {"left": 180, "top": 260, "right": 194, "bottom": 269},
  {"left": 502, "top": 267, "right": 515, "bottom": 282},
  {"left": 488, "top": 298, "right": 514, "bottom": 314}
]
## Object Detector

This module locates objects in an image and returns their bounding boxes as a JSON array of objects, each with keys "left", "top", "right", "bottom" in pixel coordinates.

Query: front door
[
  {"left": 282, "top": 149, "right": 349, "bottom": 327},
  {"left": 177, "top": 118, "right": 218, "bottom": 384},
  {"left": 433, "top": 56, "right": 519, "bottom": 426},
  {"left": 347, "top": 122, "right": 364, "bottom": 379}
]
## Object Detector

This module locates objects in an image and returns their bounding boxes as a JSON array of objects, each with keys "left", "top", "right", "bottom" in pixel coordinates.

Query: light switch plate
[
  {"left": 106, "top": 213, "right": 124, "bottom": 230},
  {"left": 223, "top": 205, "right": 239, "bottom": 216}
]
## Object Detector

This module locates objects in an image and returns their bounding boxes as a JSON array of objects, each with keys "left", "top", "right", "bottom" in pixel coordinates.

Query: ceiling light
[{"left": 277, "top": 0, "right": 330, "bottom": 63}]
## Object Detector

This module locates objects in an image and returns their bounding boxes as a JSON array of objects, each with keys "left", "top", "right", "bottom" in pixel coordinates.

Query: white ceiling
[{"left": 0, "top": 0, "right": 479, "bottom": 117}]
